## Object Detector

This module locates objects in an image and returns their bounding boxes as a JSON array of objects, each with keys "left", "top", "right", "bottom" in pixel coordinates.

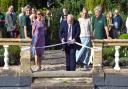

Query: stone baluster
[
  {"left": 114, "top": 46, "right": 120, "bottom": 70},
  {"left": 3, "top": 45, "right": 9, "bottom": 70}
]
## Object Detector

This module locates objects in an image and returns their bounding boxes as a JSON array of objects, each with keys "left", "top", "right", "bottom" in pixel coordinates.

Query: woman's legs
[{"left": 35, "top": 55, "right": 42, "bottom": 70}]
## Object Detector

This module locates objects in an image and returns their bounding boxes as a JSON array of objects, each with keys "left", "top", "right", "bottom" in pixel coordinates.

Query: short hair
[
  {"left": 82, "top": 7, "right": 88, "bottom": 12},
  {"left": 9, "top": 5, "right": 14, "bottom": 10},
  {"left": 114, "top": 9, "right": 119, "bottom": 14},
  {"left": 63, "top": 8, "right": 68, "bottom": 15},
  {"left": 67, "top": 14, "right": 74, "bottom": 19},
  {"left": 25, "top": 5, "right": 31, "bottom": 10},
  {"left": 94, "top": 5, "right": 102, "bottom": 12}
]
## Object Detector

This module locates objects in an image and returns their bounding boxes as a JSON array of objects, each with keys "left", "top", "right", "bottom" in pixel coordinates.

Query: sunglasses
[{"left": 83, "top": 13, "right": 87, "bottom": 14}]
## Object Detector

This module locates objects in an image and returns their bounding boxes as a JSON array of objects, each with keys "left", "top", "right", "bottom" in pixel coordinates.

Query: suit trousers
[{"left": 64, "top": 44, "right": 76, "bottom": 71}]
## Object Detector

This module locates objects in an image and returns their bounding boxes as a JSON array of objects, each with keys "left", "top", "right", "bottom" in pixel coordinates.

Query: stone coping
[
  {"left": 0, "top": 38, "right": 31, "bottom": 45},
  {"left": 93, "top": 39, "right": 128, "bottom": 46}
]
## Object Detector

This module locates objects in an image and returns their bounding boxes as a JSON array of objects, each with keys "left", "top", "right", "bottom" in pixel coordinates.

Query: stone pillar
[
  {"left": 114, "top": 46, "right": 120, "bottom": 70},
  {"left": 20, "top": 46, "right": 32, "bottom": 75},
  {"left": 92, "top": 42, "right": 103, "bottom": 73},
  {"left": 3, "top": 45, "right": 9, "bottom": 70}
]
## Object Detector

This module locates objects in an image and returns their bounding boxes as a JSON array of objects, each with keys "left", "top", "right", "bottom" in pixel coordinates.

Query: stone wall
[{"left": 93, "top": 74, "right": 128, "bottom": 89}]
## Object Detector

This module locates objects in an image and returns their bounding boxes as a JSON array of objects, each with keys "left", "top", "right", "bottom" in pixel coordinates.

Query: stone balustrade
[
  {"left": 0, "top": 38, "right": 32, "bottom": 75},
  {"left": 92, "top": 39, "right": 128, "bottom": 73},
  {"left": 0, "top": 38, "right": 128, "bottom": 74}
]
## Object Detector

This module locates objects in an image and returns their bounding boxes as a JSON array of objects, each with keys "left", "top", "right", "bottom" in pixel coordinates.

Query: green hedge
[{"left": 119, "top": 34, "right": 128, "bottom": 58}]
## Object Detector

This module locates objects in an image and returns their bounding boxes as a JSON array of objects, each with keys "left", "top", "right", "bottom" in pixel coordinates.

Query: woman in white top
[{"left": 76, "top": 8, "right": 92, "bottom": 70}]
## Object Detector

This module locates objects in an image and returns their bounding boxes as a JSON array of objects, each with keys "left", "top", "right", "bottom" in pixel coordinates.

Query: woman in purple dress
[{"left": 32, "top": 11, "right": 46, "bottom": 71}]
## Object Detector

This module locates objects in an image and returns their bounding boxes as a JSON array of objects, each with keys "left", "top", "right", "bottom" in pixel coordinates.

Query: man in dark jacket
[{"left": 59, "top": 14, "right": 81, "bottom": 71}]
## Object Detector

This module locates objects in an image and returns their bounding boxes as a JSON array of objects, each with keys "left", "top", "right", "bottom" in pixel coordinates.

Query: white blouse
[{"left": 78, "top": 17, "right": 92, "bottom": 37}]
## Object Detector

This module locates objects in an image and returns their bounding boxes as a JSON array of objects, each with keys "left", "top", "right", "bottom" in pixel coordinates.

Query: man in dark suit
[{"left": 59, "top": 14, "right": 81, "bottom": 71}]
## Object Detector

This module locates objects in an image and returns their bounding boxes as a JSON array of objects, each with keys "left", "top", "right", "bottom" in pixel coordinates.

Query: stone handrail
[
  {"left": 92, "top": 39, "right": 128, "bottom": 73},
  {"left": 0, "top": 38, "right": 32, "bottom": 74},
  {"left": 0, "top": 38, "right": 31, "bottom": 45},
  {"left": 1, "top": 38, "right": 127, "bottom": 74}
]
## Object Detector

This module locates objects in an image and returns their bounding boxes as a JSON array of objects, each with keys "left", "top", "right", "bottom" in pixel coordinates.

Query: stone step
[
  {"left": 32, "top": 77, "right": 93, "bottom": 89},
  {"left": 31, "top": 49, "right": 92, "bottom": 71},
  {"left": 44, "top": 50, "right": 65, "bottom": 59},
  {"left": 32, "top": 71, "right": 92, "bottom": 78},
  {"left": 42, "top": 58, "right": 65, "bottom": 65},
  {"left": 32, "top": 84, "right": 93, "bottom": 89},
  {"left": 31, "top": 70, "right": 93, "bottom": 89},
  {"left": 31, "top": 50, "right": 65, "bottom": 65},
  {"left": 31, "top": 64, "right": 66, "bottom": 71}
]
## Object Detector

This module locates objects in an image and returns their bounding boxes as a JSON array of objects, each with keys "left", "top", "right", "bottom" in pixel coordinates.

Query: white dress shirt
[
  {"left": 78, "top": 17, "right": 91, "bottom": 37},
  {"left": 67, "top": 24, "right": 72, "bottom": 41}
]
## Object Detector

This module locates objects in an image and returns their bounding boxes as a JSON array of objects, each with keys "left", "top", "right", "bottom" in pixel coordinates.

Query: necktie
[{"left": 67, "top": 24, "right": 72, "bottom": 41}]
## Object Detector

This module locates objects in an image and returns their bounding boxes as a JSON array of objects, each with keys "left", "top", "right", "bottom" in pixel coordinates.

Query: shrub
[
  {"left": 119, "top": 34, "right": 128, "bottom": 58},
  {"left": 8, "top": 46, "right": 20, "bottom": 65},
  {"left": 103, "top": 46, "right": 115, "bottom": 66}
]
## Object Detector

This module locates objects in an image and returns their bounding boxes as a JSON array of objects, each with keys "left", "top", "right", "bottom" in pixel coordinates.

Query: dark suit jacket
[{"left": 59, "top": 20, "right": 81, "bottom": 49}]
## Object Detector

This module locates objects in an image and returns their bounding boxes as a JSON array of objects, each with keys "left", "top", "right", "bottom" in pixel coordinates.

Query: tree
[
  {"left": 85, "top": 0, "right": 127, "bottom": 15},
  {"left": 0, "top": 0, "right": 19, "bottom": 12},
  {"left": 55, "top": 0, "right": 85, "bottom": 17},
  {"left": 0, "top": 0, "right": 12, "bottom": 12},
  {"left": 85, "top": 0, "right": 106, "bottom": 13},
  {"left": 85, "top": 0, "right": 95, "bottom": 12},
  {"left": 18, "top": 0, "right": 26, "bottom": 12}
]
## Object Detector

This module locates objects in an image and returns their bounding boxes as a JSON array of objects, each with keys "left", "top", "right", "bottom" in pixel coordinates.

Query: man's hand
[
  {"left": 72, "top": 39, "right": 75, "bottom": 43},
  {"left": 69, "top": 39, "right": 75, "bottom": 44},
  {"left": 107, "top": 36, "right": 112, "bottom": 39}
]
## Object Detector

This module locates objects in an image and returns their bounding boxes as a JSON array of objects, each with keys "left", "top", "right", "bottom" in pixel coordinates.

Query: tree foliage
[
  {"left": 0, "top": 0, "right": 11, "bottom": 11},
  {"left": 18, "top": 0, "right": 26, "bottom": 11},
  {"left": 55, "top": 0, "right": 85, "bottom": 17},
  {"left": 85, "top": 0, "right": 95, "bottom": 11},
  {"left": 0, "top": 0, "right": 47, "bottom": 12},
  {"left": 85, "top": 0, "right": 128, "bottom": 14},
  {"left": 0, "top": 0, "right": 127, "bottom": 14}
]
